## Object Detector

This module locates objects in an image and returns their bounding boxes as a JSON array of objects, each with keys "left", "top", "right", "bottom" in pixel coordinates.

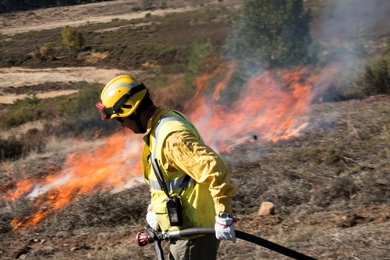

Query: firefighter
[{"left": 96, "top": 74, "right": 237, "bottom": 260}]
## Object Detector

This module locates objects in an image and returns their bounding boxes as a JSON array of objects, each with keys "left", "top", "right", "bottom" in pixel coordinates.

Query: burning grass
[
  {"left": 1, "top": 61, "right": 347, "bottom": 230},
  {"left": 1, "top": 72, "right": 390, "bottom": 259}
]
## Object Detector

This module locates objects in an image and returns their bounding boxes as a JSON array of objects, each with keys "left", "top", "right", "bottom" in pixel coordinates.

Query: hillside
[
  {"left": 1, "top": 0, "right": 390, "bottom": 259},
  {"left": 1, "top": 94, "right": 390, "bottom": 259}
]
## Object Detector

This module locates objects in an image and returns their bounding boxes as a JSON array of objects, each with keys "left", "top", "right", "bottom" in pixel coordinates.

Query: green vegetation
[
  {"left": 0, "top": 93, "right": 49, "bottom": 129},
  {"left": 0, "top": 77, "right": 119, "bottom": 160},
  {"left": 58, "top": 81, "right": 117, "bottom": 139},
  {"left": 186, "top": 39, "right": 222, "bottom": 80},
  {"left": 61, "top": 26, "right": 85, "bottom": 52},
  {"left": 0, "top": 8, "right": 228, "bottom": 71},
  {"left": 227, "top": 0, "right": 313, "bottom": 72},
  {"left": 0, "top": 82, "right": 118, "bottom": 161},
  {"left": 364, "top": 56, "right": 390, "bottom": 95}
]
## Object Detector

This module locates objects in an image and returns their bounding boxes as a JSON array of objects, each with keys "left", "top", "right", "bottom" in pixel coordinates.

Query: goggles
[{"left": 95, "top": 83, "right": 146, "bottom": 120}]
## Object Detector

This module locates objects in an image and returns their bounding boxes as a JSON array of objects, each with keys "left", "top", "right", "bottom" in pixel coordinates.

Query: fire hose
[{"left": 136, "top": 225, "right": 317, "bottom": 260}]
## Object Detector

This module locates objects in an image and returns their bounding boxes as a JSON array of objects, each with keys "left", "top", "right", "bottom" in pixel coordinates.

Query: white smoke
[
  {"left": 317, "top": 0, "right": 388, "bottom": 43},
  {"left": 315, "top": 0, "right": 388, "bottom": 80},
  {"left": 27, "top": 173, "right": 72, "bottom": 198}
]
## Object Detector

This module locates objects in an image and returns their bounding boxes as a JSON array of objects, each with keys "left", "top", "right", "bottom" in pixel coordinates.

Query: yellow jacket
[{"left": 141, "top": 105, "right": 237, "bottom": 232}]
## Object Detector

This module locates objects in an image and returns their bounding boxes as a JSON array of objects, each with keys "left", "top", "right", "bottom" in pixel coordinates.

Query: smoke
[
  {"left": 314, "top": 0, "right": 389, "bottom": 87},
  {"left": 317, "top": 0, "right": 388, "bottom": 43},
  {"left": 186, "top": 0, "right": 390, "bottom": 154},
  {"left": 26, "top": 174, "right": 72, "bottom": 199}
]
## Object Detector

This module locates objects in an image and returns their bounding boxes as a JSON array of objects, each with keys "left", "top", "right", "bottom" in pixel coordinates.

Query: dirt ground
[
  {"left": 2, "top": 202, "right": 390, "bottom": 259},
  {"left": 0, "top": 0, "right": 234, "bottom": 36},
  {"left": 0, "top": 67, "right": 149, "bottom": 103},
  {"left": 0, "top": 0, "right": 242, "bottom": 104},
  {"left": 0, "top": 0, "right": 149, "bottom": 104},
  {"left": 0, "top": 0, "right": 246, "bottom": 36}
]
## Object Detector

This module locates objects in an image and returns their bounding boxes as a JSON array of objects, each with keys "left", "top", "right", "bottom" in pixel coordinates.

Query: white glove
[
  {"left": 146, "top": 204, "right": 158, "bottom": 230},
  {"left": 215, "top": 215, "right": 236, "bottom": 243}
]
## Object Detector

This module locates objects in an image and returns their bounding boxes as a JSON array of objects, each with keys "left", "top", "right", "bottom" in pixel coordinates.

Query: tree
[
  {"left": 61, "top": 25, "right": 85, "bottom": 52},
  {"left": 227, "top": 0, "right": 313, "bottom": 72}
]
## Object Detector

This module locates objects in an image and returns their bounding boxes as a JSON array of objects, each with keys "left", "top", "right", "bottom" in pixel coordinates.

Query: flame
[
  {"left": 7, "top": 132, "right": 143, "bottom": 230},
  {"left": 186, "top": 65, "right": 337, "bottom": 151},
  {"left": 3, "top": 62, "right": 340, "bottom": 230}
]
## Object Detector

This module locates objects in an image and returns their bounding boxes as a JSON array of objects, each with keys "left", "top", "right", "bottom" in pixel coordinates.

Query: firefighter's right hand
[{"left": 146, "top": 204, "right": 158, "bottom": 230}]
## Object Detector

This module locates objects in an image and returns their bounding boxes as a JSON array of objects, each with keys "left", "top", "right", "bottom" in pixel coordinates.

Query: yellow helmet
[{"left": 95, "top": 74, "right": 147, "bottom": 120}]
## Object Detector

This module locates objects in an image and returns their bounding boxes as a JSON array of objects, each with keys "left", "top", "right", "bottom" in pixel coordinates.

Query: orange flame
[
  {"left": 4, "top": 62, "right": 340, "bottom": 230},
  {"left": 7, "top": 132, "right": 143, "bottom": 230},
  {"left": 186, "top": 65, "right": 338, "bottom": 151}
]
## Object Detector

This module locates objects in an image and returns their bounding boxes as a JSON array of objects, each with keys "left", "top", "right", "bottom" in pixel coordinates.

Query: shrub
[
  {"left": 364, "top": 57, "right": 390, "bottom": 95},
  {"left": 21, "top": 128, "right": 47, "bottom": 154},
  {"left": 0, "top": 93, "right": 43, "bottom": 129},
  {"left": 143, "top": 0, "right": 156, "bottom": 11},
  {"left": 131, "top": 6, "right": 142, "bottom": 12},
  {"left": 61, "top": 25, "right": 85, "bottom": 51},
  {"left": 40, "top": 43, "right": 54, "bottom": 58},
  {"left": 186, "top": 39, "right": 216, "bottom": 79},
  {"left": 2, "top": 53, "right": 32, "bottom": 66},
  {"left": 0, "top": 137, "right": 23, "bottom": 161}
]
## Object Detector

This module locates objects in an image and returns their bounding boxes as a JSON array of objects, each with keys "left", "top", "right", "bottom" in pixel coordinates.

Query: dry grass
[{"left": 1, "top": 95, "right": 390, "bottom": 259}]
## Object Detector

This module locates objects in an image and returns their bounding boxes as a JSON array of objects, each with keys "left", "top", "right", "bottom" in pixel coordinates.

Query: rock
[
  {"left": 32, "top": 246, "right": 57, "bottom": 256},
  {"left": 336, "top": 213, "right": 367, "bottom": 228},
  {"left": 258, "top": 202, "right": 275, "bottom": 216},
  {"left": 14, "top": 246, "right": 31, "bottom": 259},
  {"left": 55, "top": 231, "right": 71, "bottom": 238}
]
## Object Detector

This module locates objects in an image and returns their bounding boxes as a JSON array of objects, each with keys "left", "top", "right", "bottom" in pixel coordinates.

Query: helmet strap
[
  {"left": 129, "top": 112, "right": 146, "bottom": 133},
  {"left": 127, "top": 88, "right": 148, "bottom": 133}
]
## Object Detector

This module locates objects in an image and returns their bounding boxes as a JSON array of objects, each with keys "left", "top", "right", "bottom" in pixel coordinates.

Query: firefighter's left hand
[
  {"left": 146, "top": 204, "right": 158, "bottom": 230},
  {"left": 215, "top": 215, "right": 236, "bottom": 243}
]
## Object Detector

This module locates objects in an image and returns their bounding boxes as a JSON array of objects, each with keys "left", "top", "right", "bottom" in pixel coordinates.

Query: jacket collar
[{"left": 143, "top": 105, "right": 171, "bottom": 145}]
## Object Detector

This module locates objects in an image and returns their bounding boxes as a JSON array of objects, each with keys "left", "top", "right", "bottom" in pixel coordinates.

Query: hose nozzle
[{"left": 135, "top": 231, "right": 152, "bottom": 246}]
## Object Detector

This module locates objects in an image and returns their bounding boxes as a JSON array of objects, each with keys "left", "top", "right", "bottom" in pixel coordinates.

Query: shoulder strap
[
  {"left": 151, "top": 111, "right": 196, "bottom": 197},
  {"left": 151, "top": 158, "right": 170, "bottom": 198},
  {"left": 177, "top": 174, "right": 192, "bottom": 196}
]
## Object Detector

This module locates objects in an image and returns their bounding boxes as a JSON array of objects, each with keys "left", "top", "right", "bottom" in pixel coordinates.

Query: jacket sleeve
[{"left": 162, "top": 131, "right": 237, "bottom": 214}]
